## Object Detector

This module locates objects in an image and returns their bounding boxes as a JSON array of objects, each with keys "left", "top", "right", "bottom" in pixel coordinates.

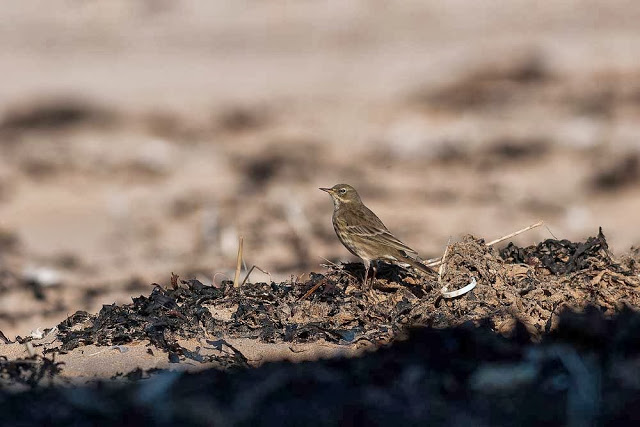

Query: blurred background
[{"left": 1, "top": 0, "right": 640, "bottom": 337}]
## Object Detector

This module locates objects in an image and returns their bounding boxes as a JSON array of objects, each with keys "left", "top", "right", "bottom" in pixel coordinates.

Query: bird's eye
[{"left": 339, "top": 188, "right": 347, "bottom": 195}]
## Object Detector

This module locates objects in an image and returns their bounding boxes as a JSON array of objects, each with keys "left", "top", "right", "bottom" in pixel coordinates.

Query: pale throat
[{"left": 332, "top": 196, "right": 351, "bottom": 210}]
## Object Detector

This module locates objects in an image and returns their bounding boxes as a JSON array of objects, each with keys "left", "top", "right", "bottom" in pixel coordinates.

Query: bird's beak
[{"left": 319, "top": 187, "right": 332, "bottom": 193}]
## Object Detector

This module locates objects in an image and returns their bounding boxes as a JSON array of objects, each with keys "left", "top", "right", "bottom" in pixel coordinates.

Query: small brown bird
[{"left": 320, "top": 184, "right": 433, "bottom": 287}]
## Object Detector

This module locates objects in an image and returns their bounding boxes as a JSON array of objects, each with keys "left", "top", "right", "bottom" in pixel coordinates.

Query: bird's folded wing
[{"left": 346, "top": 224, "right": 419, "bottom": 257}]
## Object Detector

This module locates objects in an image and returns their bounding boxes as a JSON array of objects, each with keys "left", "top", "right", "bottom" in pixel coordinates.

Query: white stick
[{"left": 485, "top": 220, "right": 544, "bottom": 247}]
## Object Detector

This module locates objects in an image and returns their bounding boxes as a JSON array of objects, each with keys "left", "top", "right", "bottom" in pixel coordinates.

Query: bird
[{"left": 320, "top": 183, "right": 433, "bottom": 287}]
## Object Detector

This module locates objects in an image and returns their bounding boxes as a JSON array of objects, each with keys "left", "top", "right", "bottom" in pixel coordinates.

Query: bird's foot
[{"left": 365, "top": 286, "right": 384, "bottom": 304}]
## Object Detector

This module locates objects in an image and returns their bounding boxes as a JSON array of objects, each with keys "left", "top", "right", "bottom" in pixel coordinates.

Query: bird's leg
[
  {"left": 363, "top": 263, "right": 370, "bottom": 288},
  {"left": 366, "top": 261, "right": 382, "bottom": 302},
  {"left": 370, "top": 261, "right": 378, "bottom": 289}
]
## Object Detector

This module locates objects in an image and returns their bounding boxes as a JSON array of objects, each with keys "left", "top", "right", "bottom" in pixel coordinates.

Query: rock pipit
[{"left": 320, "top": 184, "right": 433, "bottom": 287}]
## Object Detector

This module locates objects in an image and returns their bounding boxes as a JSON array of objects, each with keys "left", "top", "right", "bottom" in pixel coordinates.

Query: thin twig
[
  {"left": 426, "top": 259, "right": 441, "bottom": 267},
  {"left": 241, "top": 265, "right": 272, "bottom": 287},
  {"left": 438, "top": 237, "right": 452, "bottom": 284},
  {"left": 319, "top": 256, "right": 339, "bottom": 268},
  {"left": 233, "top": 236, "right": 244, "bottom": 288},
  {"left": 299, "top": 278, "right": 327, "bottom": 301},
  {"left": 485, "top": 220, "right": 544, "bottom": 246},
  {"left": 319, "top": 256, "right": 360, "bottom": 281},
  {"left": 544, "top": 223, "right": 558, "bottom": 239},
  {"left": 424, "top": 255, "right": 442, "bottom": 264}
]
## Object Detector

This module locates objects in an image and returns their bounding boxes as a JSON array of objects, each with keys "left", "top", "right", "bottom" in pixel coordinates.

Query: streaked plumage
[{"left": 320, "top": 184, "right": 433, "bottom": 286}]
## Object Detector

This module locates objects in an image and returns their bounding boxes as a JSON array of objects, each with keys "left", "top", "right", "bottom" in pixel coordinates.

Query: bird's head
[{"left": 320, "top": 184, "right": 362, "bottom": 207}]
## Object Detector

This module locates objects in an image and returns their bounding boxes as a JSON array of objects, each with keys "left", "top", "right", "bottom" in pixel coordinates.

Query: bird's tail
[{"left": 400, "top": 256, "right": 435, "bottom": 276}]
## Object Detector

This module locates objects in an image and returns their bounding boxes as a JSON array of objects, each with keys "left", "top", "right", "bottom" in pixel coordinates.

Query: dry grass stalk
[
  {"left": 233, "top": 236, "right": 244, "bottom": 288},
  {"left": 485, "top": 220, "right": 544, "bottom": 246},
  {"left": 437, "top": 237, "right": 451, "bottom": 284}
]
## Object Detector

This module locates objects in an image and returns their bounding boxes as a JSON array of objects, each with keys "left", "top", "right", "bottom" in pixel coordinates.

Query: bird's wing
[
  {"left": 345, "top": 223, "right": 419, "bottom": 257},
  {"left": 343, "top": 206, "right": 420, "bottom": 258}
]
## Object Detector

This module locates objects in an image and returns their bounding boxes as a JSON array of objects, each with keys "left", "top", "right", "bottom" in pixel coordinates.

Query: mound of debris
[
  {"left": 2, "top": 307, "right": 640, "bottom": 426},
  {"left": 41, "top": 229, "right": 639, "bottom": 367}
]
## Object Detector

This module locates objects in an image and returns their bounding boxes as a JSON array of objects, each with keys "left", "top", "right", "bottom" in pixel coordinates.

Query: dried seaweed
[
  {"left": 0, "top": 330, "right": 12, "bottom": 344},
  {"left": 52, "top": 282, "right": 246, "bottom": 367},
  {"left": 0, "top": 354, "right": 63, "bottom": 387},
  {"left": 47, "top": 231, "right": 639, "bottom": 367},
  {"left": 500, "top": 227, "right": 618, "bottom": 274}
]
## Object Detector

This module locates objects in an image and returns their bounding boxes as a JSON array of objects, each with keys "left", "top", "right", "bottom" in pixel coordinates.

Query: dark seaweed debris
[
  {"left": 2, "top": 307, "right": 640, "bottom": 426},
  {"left": 111, "top": 367, "right": 164, "bottom": 382},
  {"left": 53, "top": 268, "right": 430, "bottom": 358},
  {"left": 500, "top": 227, "right": 619, "bottom": 274},
  {"left": 0, "top": 354, "right": 63, "bottom": 387},
  {"left": 53, "top": 282, "right": 247, "bottom": 368},
  {"left": 48, "top": 231, "right": 640, "bottom": 365},
  {"left": 0, "top": 330, "right": 12, "bottom": 344}
]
